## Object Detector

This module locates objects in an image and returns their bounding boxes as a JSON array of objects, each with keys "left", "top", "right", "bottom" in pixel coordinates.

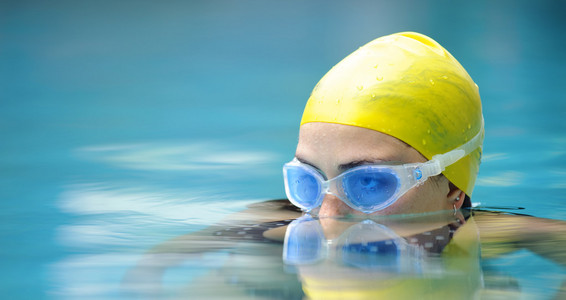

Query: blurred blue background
[{"left": 1, "top": 0, "right": 565, "bottom": 298}]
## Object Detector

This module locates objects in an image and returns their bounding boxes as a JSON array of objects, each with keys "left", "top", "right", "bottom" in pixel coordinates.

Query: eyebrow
[
  {"left": 337, "top": 159, "right": 390, "bottom": 172},
  {"left": 295, "top": 156, "right": 322, "bottom": 172},
  {"left": 295, "top": 155, "right": 395, "bottom": 174}
]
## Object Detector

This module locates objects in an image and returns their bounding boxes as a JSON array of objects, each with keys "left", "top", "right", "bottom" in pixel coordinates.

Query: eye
[
  {"left": 342, "top": 168, "right": 400, "bottom": 207},
  {"left": 360, "top": 176, "right": 378, "bottom": 188},
  {"left": 349, "top": 172, "right": 392, "bottom": 192}
]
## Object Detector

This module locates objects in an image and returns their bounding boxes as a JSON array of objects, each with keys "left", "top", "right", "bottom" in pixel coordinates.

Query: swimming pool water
[{"left": 2, "top": 0, "right": 566, "bottom": 299}]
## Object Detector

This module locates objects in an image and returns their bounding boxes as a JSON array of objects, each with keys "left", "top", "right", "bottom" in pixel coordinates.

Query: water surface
[{"left": 1, "top": 0, "right": 566, "bottom": 299}]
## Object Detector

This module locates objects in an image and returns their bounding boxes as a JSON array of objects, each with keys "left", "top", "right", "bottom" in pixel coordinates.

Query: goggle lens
[
  {"left": 284, "top": 165, "right": 322, "bottom": 210},
  {"left": 342, "top": 168, "right": 400, "bottom": 212}
]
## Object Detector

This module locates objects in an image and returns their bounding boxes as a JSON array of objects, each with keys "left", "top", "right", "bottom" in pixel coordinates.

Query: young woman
[{"left": 283, "top": 31, "right": 483, "bottom": 217}]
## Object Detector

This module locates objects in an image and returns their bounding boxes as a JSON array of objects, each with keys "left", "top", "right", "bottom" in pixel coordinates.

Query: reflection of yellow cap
[
  {"left": 301, "top": 32, "right": 483, "bottom": 196},
  {"left": 300, "top": 218, "right": 482, "bottom": 299}
]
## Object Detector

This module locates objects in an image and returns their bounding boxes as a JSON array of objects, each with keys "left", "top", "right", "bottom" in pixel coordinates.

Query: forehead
[{"left": 296, "top": 122, "right": 426, "bottom": 171}]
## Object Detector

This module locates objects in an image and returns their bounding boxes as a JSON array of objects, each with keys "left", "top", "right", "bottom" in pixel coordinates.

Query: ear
[{"left": 447, "top": 182, "right": 466, "bottom": 209}]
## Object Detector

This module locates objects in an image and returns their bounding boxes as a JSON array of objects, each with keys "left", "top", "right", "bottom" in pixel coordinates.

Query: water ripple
[{"left": 76, "top": 140, "right": 279, "bottom": 171}]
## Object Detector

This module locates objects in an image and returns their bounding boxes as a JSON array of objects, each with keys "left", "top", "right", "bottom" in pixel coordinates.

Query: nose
[{"left": 318, "top": 194, "right": 354, "bottom": 217}]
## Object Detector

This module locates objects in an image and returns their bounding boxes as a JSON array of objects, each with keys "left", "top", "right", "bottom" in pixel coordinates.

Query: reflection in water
[
  {"left": 118, "top": 200, "right": 303, "bottom": 299},
  {"left": 282, "top": 213, "right": 482, "bottom": 299},
  {"left": 51, "top": 192, "right": 566, "bottom": 299},
  {"left": 118, "top": 207, "right": 487, "bottom": 299},
  {"left": 284, "top": 216, "right": 442, "bottom": 271}
]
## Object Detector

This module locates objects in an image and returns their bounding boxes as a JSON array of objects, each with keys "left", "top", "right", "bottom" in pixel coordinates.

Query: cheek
[
  {"left": 375, "top": 179, "right": 447, "bottom": 215},
  {"left": 411, "top": 179, "right": 450, "bottom": 211}
]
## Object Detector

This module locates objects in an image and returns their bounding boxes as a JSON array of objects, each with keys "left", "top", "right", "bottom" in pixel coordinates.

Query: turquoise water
[{"left": 2, "top": 0, "right": 566, "bottom": 299}]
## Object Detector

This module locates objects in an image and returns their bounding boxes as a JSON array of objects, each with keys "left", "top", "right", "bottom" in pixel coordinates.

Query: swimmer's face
[{"left": 295, "top": 122, "right": 464, "bottom": 217}]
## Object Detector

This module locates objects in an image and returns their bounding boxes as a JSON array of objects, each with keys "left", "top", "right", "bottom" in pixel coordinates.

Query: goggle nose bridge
[{"left": 318, "top": 176, "right": 342, "bottom": 199}]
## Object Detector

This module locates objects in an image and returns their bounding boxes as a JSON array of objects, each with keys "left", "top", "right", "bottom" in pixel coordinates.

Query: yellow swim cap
[{"left": 301, "top": 32, "right": 484, "bottom": 196}]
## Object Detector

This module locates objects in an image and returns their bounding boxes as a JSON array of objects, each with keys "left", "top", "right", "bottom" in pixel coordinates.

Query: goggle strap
[
  {"left": 429, "top": 117, "right": 485, "bottom": 171},
  {"left": 430, "top": 149, "right": 466, "bottom": 172},
  {"left": 417, "top": 160, "right": 443, "bottom": 181}
]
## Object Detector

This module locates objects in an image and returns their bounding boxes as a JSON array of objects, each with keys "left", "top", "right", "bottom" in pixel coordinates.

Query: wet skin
[{"left": 294, "top": 122, "right": 465, "bottom": 218}]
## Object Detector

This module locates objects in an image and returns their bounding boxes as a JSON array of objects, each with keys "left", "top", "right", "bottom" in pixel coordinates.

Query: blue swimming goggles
[{"left": 283, "top": 124, "right": 483, "bottom": 214}]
